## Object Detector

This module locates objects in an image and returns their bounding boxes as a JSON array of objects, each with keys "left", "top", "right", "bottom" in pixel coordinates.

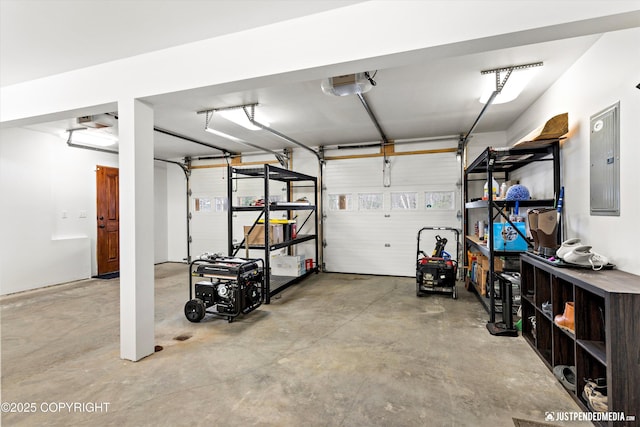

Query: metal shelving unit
[
  {"left": 463, "top": 142, "right": 561, "bottom": 335},
  {"left": 227, "top": 164, "right": 318, "bottom": 303}
]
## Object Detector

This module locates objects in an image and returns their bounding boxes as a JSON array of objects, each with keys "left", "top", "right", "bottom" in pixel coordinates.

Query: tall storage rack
[
  {"left": 227, "top": 164, "right": 318, "bottom": 304},
  {"left": 463, "top": 142, "right": 560, "bottom": 334}
]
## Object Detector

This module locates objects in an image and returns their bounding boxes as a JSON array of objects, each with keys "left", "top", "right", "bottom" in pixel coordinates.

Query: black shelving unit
[
  {"left": 227, "top": 164, "right": 318, "bottom": 303},
  {"left": 463, "top": 142, "right": 561, "bottom": 335}
]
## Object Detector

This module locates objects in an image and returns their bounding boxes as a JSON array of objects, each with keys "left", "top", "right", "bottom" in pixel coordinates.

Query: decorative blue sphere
[{"left": 505, "top": 184, "right": 530, "bottom": 201}]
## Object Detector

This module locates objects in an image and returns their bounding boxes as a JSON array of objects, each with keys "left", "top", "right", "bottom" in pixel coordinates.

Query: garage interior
[
  {"left": 1, "top": 2, "right": 639, "bottom": 426},
  {"left": 2, "top": 264, "right": 592, "bottom": 426}
]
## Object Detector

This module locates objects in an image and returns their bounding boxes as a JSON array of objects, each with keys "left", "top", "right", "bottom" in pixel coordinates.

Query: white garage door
[
  {"left": 323, "top": 152, "right": 461, "bottom": 276},
  {"left": 188, "top": 165, "right": 290, "bottom": 259},
  {"left": 189, "top": 167, "right": 229, "bottom": 258}
]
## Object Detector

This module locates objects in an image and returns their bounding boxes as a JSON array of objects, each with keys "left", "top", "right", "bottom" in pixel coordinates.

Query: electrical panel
[{"left": 590, "top": 102, "right": 620, "bottom": 216}]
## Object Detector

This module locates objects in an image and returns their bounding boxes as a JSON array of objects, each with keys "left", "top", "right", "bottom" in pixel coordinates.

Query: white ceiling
[
  {"left": 0, "top": 0, "right": 365, "bottom": 86},
  {"left": 1, "top": 1, "right": 636, "bottom": 160}
]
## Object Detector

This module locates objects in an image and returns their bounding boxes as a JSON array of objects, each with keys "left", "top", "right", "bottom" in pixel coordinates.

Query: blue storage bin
[{"left": 493, "top": 222, "right": 528, "bottom": 251}]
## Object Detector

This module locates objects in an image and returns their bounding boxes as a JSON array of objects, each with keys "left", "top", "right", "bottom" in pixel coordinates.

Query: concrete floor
[{"left": 1, "top": 262, "right": 589, "bottom": 427}]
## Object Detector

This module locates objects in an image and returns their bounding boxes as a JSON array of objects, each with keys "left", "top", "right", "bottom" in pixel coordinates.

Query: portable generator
[
  {"left": 184, "top": 254, "right": 264, "bottom": 323},
  {"left": 416, "top": 227, "right": 460, "bottom": 299}
]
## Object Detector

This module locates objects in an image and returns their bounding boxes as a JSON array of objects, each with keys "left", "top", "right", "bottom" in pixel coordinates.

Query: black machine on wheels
[
  {"left": 416, "top": 227, "right": 460, "bottom": 299},
  {"left": 184, "top": 254, "right": 264, "bottom": 323}
]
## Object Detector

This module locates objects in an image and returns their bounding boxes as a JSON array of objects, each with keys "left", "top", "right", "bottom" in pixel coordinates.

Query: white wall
[
  {"left": 507, "top": 28, "right": 640, "bottom": 275},
  {"left": 0, "top": 127, "right": 169, "bottom": 294},
  {"left": 465, "top": 131, "right": 509, "bottom": 163}
]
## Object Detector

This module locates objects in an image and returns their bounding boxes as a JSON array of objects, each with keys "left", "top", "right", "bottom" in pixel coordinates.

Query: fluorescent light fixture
[
  {"left": 479, "top": 67, "right": 539, "bottom": 104},
  {"left": 218, "top": 108, "right": 269, "bottom": 130},
  {"left": 65, "top": 129, "right": 118, "bottom": 146},
  {"left": 204, "top": 121, "right": 287, "bottom": 164},
  {"left": 204, "top": 126, "right": 244, "bottom": 143}
]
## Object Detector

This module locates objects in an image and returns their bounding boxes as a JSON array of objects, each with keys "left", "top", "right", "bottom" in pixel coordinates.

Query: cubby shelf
[{"left": 520, "top": 252, "right": 640, "bottom": 426}]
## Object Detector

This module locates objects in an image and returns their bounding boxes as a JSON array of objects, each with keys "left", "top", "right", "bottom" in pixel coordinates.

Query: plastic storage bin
[{"left": 493, "top": 222, "right": 528, "bottom": 251}]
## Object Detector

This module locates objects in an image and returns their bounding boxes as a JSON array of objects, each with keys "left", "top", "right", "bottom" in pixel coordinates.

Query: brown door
[{"left": 96, "top": 165, "right": 119, "bottom": 275}]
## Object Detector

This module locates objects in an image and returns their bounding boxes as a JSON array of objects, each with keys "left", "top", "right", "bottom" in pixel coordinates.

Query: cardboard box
[
  {"left": 479, "top": 255, "right": 488, "bottom": 270},
  {"left": 244, "top": 224, "right": 284, "bottom": 246},
  {"left": 271, "top": 254, "right": 305, "bottom": 276},
  {"left": 467, "top": 250, "right": 478, "bottom": 267},
  {"left": 479, "top": 255, "right": 504, "bottom": 272},
  {"left": 476, "top": 265, "right": 487, "bottom": 296},
  {"left": 493, "top": 222, "right": 528, "bottom": 251}
]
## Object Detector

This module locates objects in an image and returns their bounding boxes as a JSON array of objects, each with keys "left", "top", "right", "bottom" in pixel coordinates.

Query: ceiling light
[
  {"left": 65, "top": 129, "right": 118, "bottom": 147},
  {"left": 321, "top": 72, "right": 374, "bottom": 96},
  {"left": 203, "top": 113, "right": 288, "bottom": 166},
  {"left": 479, "top": 69, "right": 536, "bottom": 104},
  {"left": 204, "top": 126, "right": 244, "bottom": 143},
  {"left": 218, "top": 107, "right": 269, "bottom": 130},
  {"left": 203, "top": 111, "right": 245, "bottom": 142},
  {"left": 479, "top": 62, "right": 543, "bottom": 104}
]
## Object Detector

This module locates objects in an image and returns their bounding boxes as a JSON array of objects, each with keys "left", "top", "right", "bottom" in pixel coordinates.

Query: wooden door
[{"left": 96, "top": 165, "right": 119, "bottom": 275}]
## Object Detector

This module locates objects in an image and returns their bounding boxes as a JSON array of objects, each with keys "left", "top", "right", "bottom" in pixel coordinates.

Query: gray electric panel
[{"left": 590, "top": 102, "right": 620, "bottom": 216}]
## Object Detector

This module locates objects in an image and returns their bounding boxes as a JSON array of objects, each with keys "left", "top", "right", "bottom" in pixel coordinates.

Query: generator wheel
[{"left": 184, "top": 299, "right": 205, "bottom": 323}]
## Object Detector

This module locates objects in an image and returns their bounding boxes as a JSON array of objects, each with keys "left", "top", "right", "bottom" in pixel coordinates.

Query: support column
[{"left": 118, "top": 98, "right": 155, "bottom": 361}]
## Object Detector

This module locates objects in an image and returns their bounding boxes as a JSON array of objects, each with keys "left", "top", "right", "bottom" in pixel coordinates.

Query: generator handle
[
  {"left": 416, "top": 227, "right": 461, "bottom": 269},
  {"left": 417, "top": 226, "right": 460, "bottom": 239}
]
